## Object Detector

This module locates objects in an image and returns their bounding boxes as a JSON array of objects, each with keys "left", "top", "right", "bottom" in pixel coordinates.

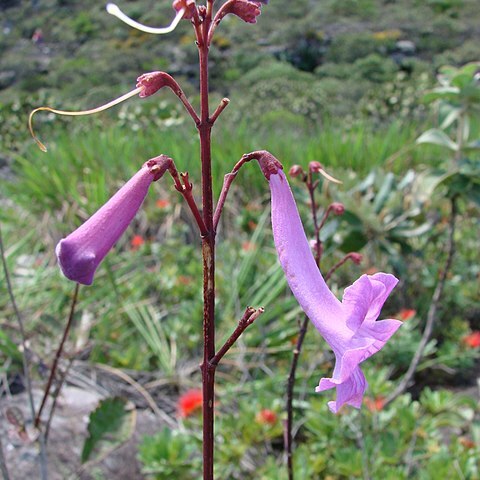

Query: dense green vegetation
[{"left": 0, "top": 0, "right": 479, "bottom": 478}]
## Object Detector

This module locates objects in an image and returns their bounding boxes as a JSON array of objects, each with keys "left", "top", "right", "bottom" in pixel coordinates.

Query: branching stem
[
  {"left": 210, "top": 306, "right": 264, "bottom": 367},
  {"left": 213, "top": 153, "right": 256, "bottom": 231}
]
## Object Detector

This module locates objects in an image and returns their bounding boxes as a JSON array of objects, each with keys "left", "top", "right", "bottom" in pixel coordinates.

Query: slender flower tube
[
  {"left": 56, "top": 156, "right": 173, "bottom": 286},
  {"left": 254, "top": 151, "right": 402, "bottom": 413}
]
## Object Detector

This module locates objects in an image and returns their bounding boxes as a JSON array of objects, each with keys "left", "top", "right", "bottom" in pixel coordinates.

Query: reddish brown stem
[
  {"left": 210, "top": 97, "right": 230, "bottom": 124},
  {"left": 213, "top": 153, "right": 255, "bottom": 231},
  {"left": 307, "top": 174, "right": 322, "bottom": 262},
  {"left": 175, "top": 172, "right": 208, "bottom": 236},
  {"left": 325, "top": 253, "right": 359, "bottom": 282},
  {"left": 35, "top": 283, "right": 80, "bottom": 428},
  {"left": 176, "top": 89, "right": 200, "bottom": 125},
  {"left": 211, "top": 306, "right": 264, "bottom": 367},
  {"left": 166, "top": 161, "right": 207, "bottom": 236},
  {"left": 197, "top": 15, "right": 217, "bottom": 480}
]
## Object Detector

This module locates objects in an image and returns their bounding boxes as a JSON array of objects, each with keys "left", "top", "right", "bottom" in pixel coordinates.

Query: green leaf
[
  {"left": 439, "top": 107, "right": 462, "bottom": 130},
  {"left": 340, "top": 230, "right": 368, "bottom": 253},
  {"left": 394, "top": 222, "right": 432, "bottom": 238},
  {"left": 416, "top": 129, "right": 459, "bottom": 151},
  {"left": 81, "top": 397, "right": 136, "bottom": 463},
  {"left": 452, "top": 62, "right": 479, "bottom": 88},
  {"left": 422, "top": 87, "right": 459, "bottom": 104},
  {"left": 373, "top": 172, "right": 395, "bottom": 213}
]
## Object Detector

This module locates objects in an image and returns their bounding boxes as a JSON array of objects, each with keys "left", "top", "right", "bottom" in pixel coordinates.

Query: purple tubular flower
[
  {"left": 254, "top": 151, "right": 402, "bottom": 413},
  {"left": 56, "top": 155, "right": 172, "bottom": 286}
]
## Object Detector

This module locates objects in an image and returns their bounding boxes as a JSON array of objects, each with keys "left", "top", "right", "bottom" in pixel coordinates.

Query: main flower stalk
[{"left": 197, "top": 15, "right": 217, "bottom": 479}]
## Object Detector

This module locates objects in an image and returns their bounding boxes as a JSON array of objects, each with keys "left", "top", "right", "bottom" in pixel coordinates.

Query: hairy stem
[
  {"left": 384, "top": 196, "right": 457, "bottom": 406},
  {"left": 35, "top": 283, "right": 80, "bottom": 429}
]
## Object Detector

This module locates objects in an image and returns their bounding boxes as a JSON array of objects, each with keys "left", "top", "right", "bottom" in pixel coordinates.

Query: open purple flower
[
  {"left": 255, "top": 151, "right": 402, "bottom": 413},
  {"left": 56, "top": 155, "right": 172, "bottom": 286}
]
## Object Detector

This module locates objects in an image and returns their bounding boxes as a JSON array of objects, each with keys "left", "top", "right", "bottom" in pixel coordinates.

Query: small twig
[
  {"left": 44, "top": 358, "right": 74, "bottom": 441},
  {"left": 165, "top": 161, "right": 208, "bottom": 236},
  {"left": 174, "top": 89, "right": 201, "bottom": 125},
  {"left": 210, "top": 306, "right": 264, "bottom": 368},
  {"left": 35, "top": 283, "right": 80, "bottom": 429},
  {"left": 325, "top": 252, "right": 362, "bottom": 282},
  {"left": 0, "top": 435, "right": 10, "bottom": 480},
  {"left": 209, "top": 97, "right": 229, "bottom": 124},
  {"left": 213, "top": 153, "right": 256, "bottom": 231},
  {"left": 384, "top": 196, "right": 457, "bottom": 406},
  {"left": 317, "top": 203, "right": 338, "bottom": 234},
  {"left": 174, "top": 172, "right": 208, "bottom": 236}
]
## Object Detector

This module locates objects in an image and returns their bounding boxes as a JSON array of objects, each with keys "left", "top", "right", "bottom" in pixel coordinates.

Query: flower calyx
[
  {"left": 173, "top": 0, "right": 197, "bottom": 20},
  {"left": 136, "top": 71, "right": 178, "bottom": 98}
]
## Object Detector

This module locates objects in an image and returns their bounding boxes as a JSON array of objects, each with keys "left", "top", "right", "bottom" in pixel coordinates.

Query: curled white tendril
[
  {"left": 106, "top": 3, "right": 185, "bottom": 34},
  {"left": 29, "top": 87, "right": 144, "bottom": 152}
]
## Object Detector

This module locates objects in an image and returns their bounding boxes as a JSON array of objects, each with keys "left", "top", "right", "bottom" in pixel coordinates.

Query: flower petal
[
  {"left": 343, "top": 273, "right": 399, "bottom": 330},
  {"left": 318, "top": 367, "right": 367, "bottom": 414},
  {"left": 56, "top": 156, "right": 171, "bottom": 285},
  {"left": 269, "top": 171, "right": 344, "bottom": 333}
]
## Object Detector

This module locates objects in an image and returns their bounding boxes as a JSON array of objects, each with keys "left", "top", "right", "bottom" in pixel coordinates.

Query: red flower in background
[
  {"left": 156, "top": 199, "right": 170, "bottom": 209},
  {"left": 130, "top": 235, "right": 145, "bottom": 250},
  {"left": 463, "top": 331, "right": 480, "bottom": 348},
  {"left": 178, "top": 389, "right": 203, "bottom": 417},
  {"left": 255, "top": 409, "right": 277, "bottom": 425},
  {"left": 364, "top": 396, "right": 385, "bottom": 412},
  {"left": 242, "top": 241, "right": 256, "bottom": 252},
  {"left": 397, "top": 309, "right": 416, "bottom": 321}
]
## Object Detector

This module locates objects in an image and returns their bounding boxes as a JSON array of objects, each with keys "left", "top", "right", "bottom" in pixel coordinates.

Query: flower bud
[
  {"left": 221, "top": 0, "right": 264, "bottom": 24},
  {"left": 255, "top": 409, "right": 277, "bottom": 425},
  {"left": 289, "top": 165, "right": 304, "bottom": 178},
  {"left": 56, "top": 156, "right": 172, "bottom": 285},
  {"left": 309, "top": 161, "right": 323, "bottom": 173},
  {"left": 136, "top": 71, "right": 176, "bottom": 98},
  {"left": 349, "top": 252, "right": 363, "bottom": 265},
  {"left": 173, "top": 0, "right": 197, "bottom": 19},
  {"left": 330, "top": 202, "right": 345, "bottom": 215}
]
